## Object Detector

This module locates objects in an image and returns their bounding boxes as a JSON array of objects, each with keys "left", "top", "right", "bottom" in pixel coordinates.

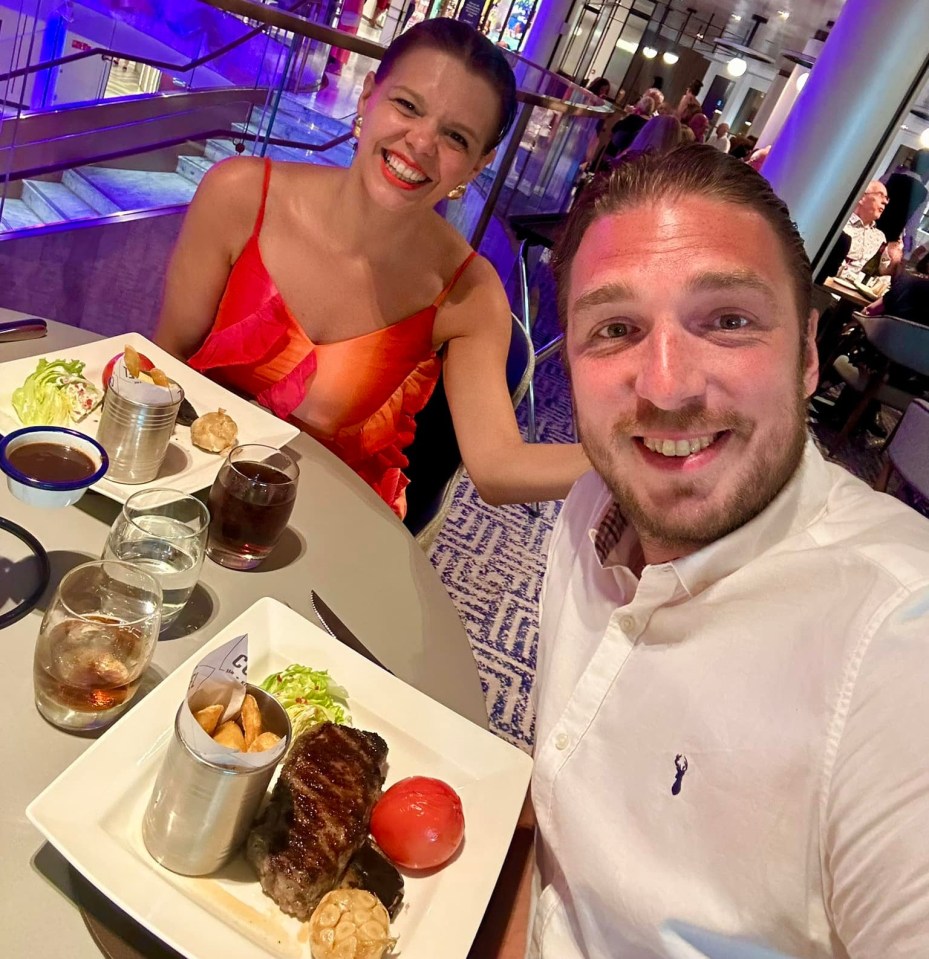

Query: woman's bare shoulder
[{"left": 191, "top": 155, "right": 269, "bottom": 232}]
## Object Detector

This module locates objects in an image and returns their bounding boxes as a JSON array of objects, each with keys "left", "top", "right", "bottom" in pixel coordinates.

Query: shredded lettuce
[
  {"left": 11, "top": 358, "right": 100, "bottom": 426},
  {"left": 259, "top": 664, "right": 352, "bottom": 739}
]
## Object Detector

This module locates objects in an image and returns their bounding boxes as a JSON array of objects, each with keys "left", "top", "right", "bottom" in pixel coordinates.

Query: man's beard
[{"left": 577, "top": 388, "right": 809, "bottom": 558}]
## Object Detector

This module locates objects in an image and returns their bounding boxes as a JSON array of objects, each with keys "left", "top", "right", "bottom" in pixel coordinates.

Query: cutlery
[
  {"left": 0, "top": 318, "right": 47, "bottom": 342},
  {"left": 309, "top": 590, "right": 394, "bottom": 675}
]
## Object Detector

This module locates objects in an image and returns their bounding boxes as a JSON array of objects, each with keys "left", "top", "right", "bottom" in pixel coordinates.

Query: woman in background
[{"left": 156, "top": 19, "right": 588, "bottom": 519}]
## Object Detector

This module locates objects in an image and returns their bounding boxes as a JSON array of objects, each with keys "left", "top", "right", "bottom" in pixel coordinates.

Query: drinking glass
[
  {"left": 102, "top": 488, "right": 210, "bottom": 627},
  {"left": 34, "top": 560, "right": 162, "bottom": 731},
  {"left": 206, "top": 444, "right": 299, "bottom": 571}
]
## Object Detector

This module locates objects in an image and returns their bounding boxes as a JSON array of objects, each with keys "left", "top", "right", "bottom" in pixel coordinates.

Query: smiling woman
[{"left": 155, "top": 19, "right": 589, "bottom": 521}]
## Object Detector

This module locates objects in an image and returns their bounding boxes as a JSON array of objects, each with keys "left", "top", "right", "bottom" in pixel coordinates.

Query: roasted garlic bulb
[
  {"left": 190, "top": 408, "right": 238, "bottom": 453},
  {"left": 309, "top": 889, "right": 395, "bottom": 959}
]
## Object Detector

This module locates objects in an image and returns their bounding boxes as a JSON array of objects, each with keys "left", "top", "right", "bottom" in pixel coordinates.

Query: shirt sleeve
[{"left": 823, "top": 584, "right": 929, "bottom": 955}]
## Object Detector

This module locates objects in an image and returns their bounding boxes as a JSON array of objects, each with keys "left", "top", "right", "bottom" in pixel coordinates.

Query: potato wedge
[
  {"left": 124, "top": 345, "right": 141, "bottom": 378},
  {"left": 149, "top": 367, "right": 170, "bottom": 388},
  {"left": 194, "top": 704, "right": 223, "bottom": 736},
  {"left": 213, "top": 720, "right": 246, "bottom": 751},
  {"left": 247, "top": 732, "right": 281, "bottom": 753},
  {"left": 240, "top": 694, "right": 262, "bottom": 749}
]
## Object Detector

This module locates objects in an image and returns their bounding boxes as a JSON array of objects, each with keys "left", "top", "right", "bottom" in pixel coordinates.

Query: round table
[{"left": 0, "top": 313, "right": 486, "bottom": 958}]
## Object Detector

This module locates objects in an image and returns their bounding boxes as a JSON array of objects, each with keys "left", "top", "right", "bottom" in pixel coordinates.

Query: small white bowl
[{"left": 0, "top": 426, "right": 108, "bottom": 508}]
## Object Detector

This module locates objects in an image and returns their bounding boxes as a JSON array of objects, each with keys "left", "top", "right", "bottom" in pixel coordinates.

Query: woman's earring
[
  {"left": 352, "top": 114, "right": 363, "bottom": 139},
  {"left": 446, "top": 183, "right": 468, "bottom": 200}
]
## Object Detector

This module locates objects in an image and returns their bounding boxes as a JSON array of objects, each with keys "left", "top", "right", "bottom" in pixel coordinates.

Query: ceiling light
[
  {"left": 662, "top": 51, "right": 679, "bottom": 64},
  {"left": 731, "top": 14, "right": 741, "bottom": 21},
  {"left": 726, "top": 56, "right": 748, "bottom": 77},
  {"left": 796, "top": 71, "right": 808, "bottom": 91},
  {"left": 777, "top": 9, "right": 789, "bottom": 19},
  {"left": 919, "top": 128, "right": 929, "bottom": 150},
  {"left": 642, "top": 46, "right": 658, "bottom": 59},
  {"left": 615, "top": 38, "right": 639, "bottom": 53}
]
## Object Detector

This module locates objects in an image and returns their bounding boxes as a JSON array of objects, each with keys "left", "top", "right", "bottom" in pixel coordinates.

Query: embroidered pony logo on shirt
[{"left": 672, "top": 754, "right": 688, "bottom": 795}]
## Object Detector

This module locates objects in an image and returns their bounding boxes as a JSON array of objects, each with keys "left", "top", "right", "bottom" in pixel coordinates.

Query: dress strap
[
  {"left": 432, "top": 251, "right": 477, "bottom": 308},
  {"left": 254, "top": 157, "right": 273, "bottom": 235}
]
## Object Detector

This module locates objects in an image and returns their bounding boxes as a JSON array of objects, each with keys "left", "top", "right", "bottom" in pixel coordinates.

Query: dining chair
[
  {"left": 873, "top": 397, "right": 929, "bottom": 500},
  {"left": 828, "top": 313, "right": 929, "bottom": 453},
  {"left": 403, "top": 314, "right": 536, "bottom": 550},
  {"left": 509, "top": 213, "right": 568, "bottom": 444}
]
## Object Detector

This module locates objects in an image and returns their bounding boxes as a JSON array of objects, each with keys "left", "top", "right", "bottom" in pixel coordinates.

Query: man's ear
[{"left": 803, "top": 308, "right": 820, "bottom": 398}]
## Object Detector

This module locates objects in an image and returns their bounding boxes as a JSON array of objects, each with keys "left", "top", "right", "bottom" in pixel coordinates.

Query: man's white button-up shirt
[{"left": 530, "top": 442, "right": 929, "bottom": 958}]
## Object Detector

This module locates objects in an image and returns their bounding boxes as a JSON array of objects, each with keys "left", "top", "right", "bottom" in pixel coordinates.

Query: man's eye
[
  {"left": 717, "top": 314, "right": 750, "bottom": 331},
  {"left": 596, "top": 322, "right": 629, "bottom": 339}
]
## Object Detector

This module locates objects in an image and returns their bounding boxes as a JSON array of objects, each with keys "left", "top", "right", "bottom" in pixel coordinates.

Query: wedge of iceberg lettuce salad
[
  {"left": 12, "top": 358, "right": 103, "bottom": 427},
  {"left": 259, "top": 664, "right": 352, "bottom": 740}
]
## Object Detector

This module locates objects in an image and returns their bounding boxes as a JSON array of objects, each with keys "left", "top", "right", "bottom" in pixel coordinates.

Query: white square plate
[
  {"left": 27, "top": 597, "right": 532, "bottom": 959},
  {"left": 0, "top": 332, "right": 299, "bottom": 503}
]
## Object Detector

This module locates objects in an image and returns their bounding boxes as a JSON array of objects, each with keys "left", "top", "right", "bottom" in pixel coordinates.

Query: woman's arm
[
  {"left": 154, "top": 157, "right": 265, "bottom": 360},
  {"left": 440, "top": 257, "right": 590, "bottom": 506}
]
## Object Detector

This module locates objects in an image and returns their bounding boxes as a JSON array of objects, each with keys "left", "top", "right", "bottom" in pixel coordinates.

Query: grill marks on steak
[{"left": 246, "top": 721, "right": 388, "bottom": 921}]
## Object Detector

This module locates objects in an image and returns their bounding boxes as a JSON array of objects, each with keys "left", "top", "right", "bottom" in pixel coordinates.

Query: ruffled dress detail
[{"left": 187, "top": 158, "right": 474, "bottom": 519}]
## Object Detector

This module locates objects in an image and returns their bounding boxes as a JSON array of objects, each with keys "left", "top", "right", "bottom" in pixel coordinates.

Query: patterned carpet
[{"left": 429, "top": 267, "right": 917, "bottom": 753}]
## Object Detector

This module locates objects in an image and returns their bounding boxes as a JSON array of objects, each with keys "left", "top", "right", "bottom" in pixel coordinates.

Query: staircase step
[
  {"left": 204, "top": 138, "right": 238, "bottom": 162},
  {"left": 175, "top": 154, "right": 213, "bottom": 184},
  {"left": 64, "top": 167, "right": 197, "bottom": 212},
  {"left": 61, "top": 169, "right": 123, "bottom": 214},
  {"left": 22, "top": 180, "right": 98, "bottom": 223},
  {"left": 0, "top": 198, "right": 44, "bottom": 230}
]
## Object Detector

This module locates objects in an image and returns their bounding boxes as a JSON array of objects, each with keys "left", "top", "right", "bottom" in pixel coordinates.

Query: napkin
[
  {"left": 181, "top": 633, "right": 287, "bottom": 769},
  {"left": 660, "top": 921, "right": 800, "bottom": 959},
  {"left": 109, "top": 355, "right": 183, "bottom": 406}
]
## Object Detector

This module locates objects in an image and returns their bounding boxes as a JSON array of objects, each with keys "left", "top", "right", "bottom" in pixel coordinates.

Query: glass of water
[{"left": 102, "top": 489, "right": 210, "bottom": 627}]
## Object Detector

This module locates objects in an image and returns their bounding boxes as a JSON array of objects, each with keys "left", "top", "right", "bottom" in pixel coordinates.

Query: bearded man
[{"left": 479, "top": 145, "right": 929, "bottom": 959}]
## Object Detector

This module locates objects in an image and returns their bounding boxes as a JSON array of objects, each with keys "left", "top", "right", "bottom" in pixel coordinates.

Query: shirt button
[
  {"left": 619, "top": 614, "right": 636, "bottom": 632},
  {"left": 554, "top": 732, "right": 570, "bottom": 751}
]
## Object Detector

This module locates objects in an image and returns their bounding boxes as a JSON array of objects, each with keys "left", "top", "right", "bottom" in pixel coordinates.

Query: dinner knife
[
  {"left": 310, "top": 590, "right": 394, "bottom": 675},
  {"left": 0, "top": 318, "right": 47, "bottom": 342}
]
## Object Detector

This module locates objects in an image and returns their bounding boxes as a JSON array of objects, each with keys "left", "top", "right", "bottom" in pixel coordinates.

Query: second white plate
[{"left": 0, "top": 332, "right": 299, "bottom": 503}]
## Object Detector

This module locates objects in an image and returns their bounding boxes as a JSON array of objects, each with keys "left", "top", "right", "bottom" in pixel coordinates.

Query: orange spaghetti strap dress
[{"left": 188, "top": 158, "right": 477, "bottom": 519}]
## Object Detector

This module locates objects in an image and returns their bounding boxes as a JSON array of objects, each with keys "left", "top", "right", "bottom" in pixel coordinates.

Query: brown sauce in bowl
[{"left": 8, "top": 442, "right": 96, "bottom": 483}]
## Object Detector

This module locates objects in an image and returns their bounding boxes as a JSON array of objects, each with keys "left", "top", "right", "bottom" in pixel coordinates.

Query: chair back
[
  {"left": 857, "top": 313, "right": 929, "bottom": 377},
  {"left": 887, "top": 398, "right": 929, "bottom": 499},
  {"left": 403, "top": 314, "right": 536, "bottom": 540}
]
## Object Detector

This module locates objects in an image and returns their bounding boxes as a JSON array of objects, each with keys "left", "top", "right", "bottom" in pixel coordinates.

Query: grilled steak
[{"left": 246, "top": 721, "right": 388, "bottom": 921}]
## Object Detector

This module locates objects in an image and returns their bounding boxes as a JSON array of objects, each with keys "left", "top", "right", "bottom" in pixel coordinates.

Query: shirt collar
[
  {"left": 848, "top": 213, "right": 874, "bottom": 230},
  {"left": 589, "top": 439, "right": 832, "bottom": 596}
]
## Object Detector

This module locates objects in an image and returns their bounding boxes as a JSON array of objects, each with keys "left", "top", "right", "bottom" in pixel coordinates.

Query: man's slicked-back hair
[
  {"left": 375, "top": 18, "right": 517, "bottom": 153},
  {"left": 552, "top": 144, "right": 813, "bottom": 332}
]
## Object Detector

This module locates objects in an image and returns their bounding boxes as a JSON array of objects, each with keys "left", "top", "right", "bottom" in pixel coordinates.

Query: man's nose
[{"left": 634, "top": 323, "right": 707, "bottom": 410}]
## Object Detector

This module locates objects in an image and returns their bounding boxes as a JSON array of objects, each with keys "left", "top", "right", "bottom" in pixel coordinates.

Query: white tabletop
[{"left": 0, "top": 313, "right": 486, "bottom": 957}]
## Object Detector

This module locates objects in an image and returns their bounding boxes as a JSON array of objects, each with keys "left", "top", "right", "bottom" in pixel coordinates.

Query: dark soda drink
[{"left": 207, "top": 459, "right": 297, "bottom": 570}]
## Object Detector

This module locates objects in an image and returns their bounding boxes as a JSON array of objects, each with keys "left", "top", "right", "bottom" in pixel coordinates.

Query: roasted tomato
[
  {"left": 101, "top": 350, "right": 154, "bottom": 389},
  {"left": 369, "top": 776, "right": 464, "bottom": 870}
]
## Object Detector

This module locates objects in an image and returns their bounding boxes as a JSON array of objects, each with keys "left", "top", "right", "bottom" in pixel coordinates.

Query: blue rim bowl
[{"left": 0, "top": 426, "right": 108, "bottom": 506}]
